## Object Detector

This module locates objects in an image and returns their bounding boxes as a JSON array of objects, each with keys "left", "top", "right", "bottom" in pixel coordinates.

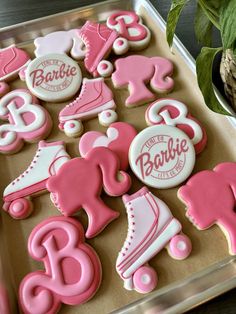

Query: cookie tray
[{"left": 1, "top": 0, "right": 236, "bottom": 313}]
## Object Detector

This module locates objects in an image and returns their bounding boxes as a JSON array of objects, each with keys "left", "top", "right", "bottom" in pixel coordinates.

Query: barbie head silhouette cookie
[
  {"left": 0, "top": 89, "right": 52, "bottom": 154},
  {"left": 178, "top": 162, "right": 236, "bottom": 255},
  {"left": 47, "top": 147, "right": 131, "bottom": 238},
  {"left": 19, "top": 216, "right": 102, "bottom": 314}
]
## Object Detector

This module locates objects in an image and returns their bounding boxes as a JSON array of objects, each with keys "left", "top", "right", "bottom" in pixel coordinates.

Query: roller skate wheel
[
  {"left": 98, "top": 110, "right": 118, "bottom": 127},
  {"left": 0, "top": 82, "right": 10, "bottom": 97},
  {"left": 9, "top": 198, "right": 32, "bottom": 219},
  {"left": 97, "top": 60, "right": 113, "bottom": 77},
  {"left": 168, "top": 234, "right": 192, "bottom": 260},
  {"left": 133, "top": 265, "right": 157, "bottom": 293},
  {"left": 113, "top": 37, "right": 129, "bottom": 55},
  {"left": 63, "top": 120, "right": 83, "bottom": 137}
]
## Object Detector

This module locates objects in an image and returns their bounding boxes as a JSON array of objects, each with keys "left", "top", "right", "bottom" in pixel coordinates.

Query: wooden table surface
[{"left": 0, "top": 0, "right": 235, "bottom": 313}]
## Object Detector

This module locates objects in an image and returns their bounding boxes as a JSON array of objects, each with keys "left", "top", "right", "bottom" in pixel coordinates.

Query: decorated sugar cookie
[
  {"left": 3, "top": 140, "right": 70, "bottom": 219},
  {"left": 25, "top": 53, "right": 82, "bottom": 102},
  {"left": 0, "top": 45, "right": 30, "bottom": 82},
  {"left": 0, "top": 89, "right": 52, "bottom": 154},
  {"left": 145, "top": 98, "right": 207, "bottom": 154},
  {"left": 178, "top": 162, "right": 236, "bottom": 255},
  {"left": 117, "top": 186, "right": 191, "bottom": 293},
  {"left": 34, "top": 29, "right": 86, "bottom": 60},
  {"left": 59, "top": 78, "right": 117, "bottom": 137},
  {"left": 129, "top": 125, "right": 195, "bottom": 189},
  {"left": 47, "top": 147, "right": 131, "bottom": 238},
  {"left": 19, "top": 216, "right": 102, "bottom": 314},
  {"left": 112, "top": 55, "right": 174, "bottom": 107},
  {"left": 107, "top": 11, "right": 151, "bottom": 52},
  {"left": 79, "top": 122, "right": 137, "bottom": 170}
]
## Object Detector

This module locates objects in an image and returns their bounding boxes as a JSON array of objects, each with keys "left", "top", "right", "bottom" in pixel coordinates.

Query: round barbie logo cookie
[
  {"left": 25, "top": 53, "right": 82, "bottom": 102},
  {"left": 129, "top": 125, "right": 196, "bottom": 189}
]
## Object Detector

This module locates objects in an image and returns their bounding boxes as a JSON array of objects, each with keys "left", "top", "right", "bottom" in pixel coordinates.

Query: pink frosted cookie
[
  {"left": 117, "top": 186, "right": 191, "bottom": 293},
  {"left": 0, "top": 89, "right": 52, "bottom": 154},
  {"left": 79, "top": 122, "right": 137, "bottom": 170},
  {"left": 129, "top": 125, "right": 196, "bottom": 189},
  {"left": 145, "top": 98, "right": 207, "bottom": 154},
  {"left": 107, "top": 11, "right": 151, "bottom": 52},
  {"left": 3, "top": 140, "right": 70, "bottom": 219},
  {"left": 178, "top": 162, "right": 236, "bottom": 255},
  {"left": 34, "top": 29, "right": 86, "bottom": 60},
  {"left": 25, "top": 53, "right": 82, "bottom": 102},
  {"left": 111, "top": 55, "right": 174, "bottom": 107},
  {"left": 59, "top": 77, "right": 117, "bottom": 137},
  {"left": 46, "top": 147, "right": 131, "bottom": 238},
  {"left": 0, "top": 45, "right": 30, "bottom": 82},
  {"left": 19, "top": 216, "right": 102, "bottom": 314}
]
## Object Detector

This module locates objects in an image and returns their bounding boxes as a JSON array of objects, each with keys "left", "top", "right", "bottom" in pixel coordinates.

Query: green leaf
[
  {"left": 194, "top": 4, "right": 213, "bottom": 46},
  {"left": 220, "top": 0, "right": 236, "bottom": 54},
  {"left": 196, "top": 46, "right": 231, "bottom": 116},
  {"left": 166, "top": 0, "right": 190, "bottom": 48}
]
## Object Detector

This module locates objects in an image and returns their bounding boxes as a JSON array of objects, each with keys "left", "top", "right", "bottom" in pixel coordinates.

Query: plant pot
[{"left": 220, "top": 49, "right": 236, "bottom": 112}]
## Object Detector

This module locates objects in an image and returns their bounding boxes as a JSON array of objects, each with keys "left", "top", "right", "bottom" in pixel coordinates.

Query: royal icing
[
  {"left": 59, "top": 78, "right": 117, "bottom": 137},
  {"left": 112, "top": 55, "right": 174, "bottom": 107},
  {"left": 3, "top": 140, "right": 70, "bottom": 219},
  {"left": 145, "top": 98, "right": 207, "bottom": 154},
  {"left": 107, "top": 11, "right": 151, "bottom": 51},
  {"left": 117, "top": 187, "right": 191, "bottom": 293},
  {"left": 34, "top": 29, "right": 86, "bottom": 60},
  {"left": 129, "top": 125, "right": 196, "bottom": 189},
  {"left": 178, "top": 162, "right": 236, "bottom": 255},
  {"left": 25, "top": 53, "right": 82, "bottom": 102},
  {"left": 79, "top": 122, "right": 137, "bottom": 170},
  {"left": 19, "top": 216, "right": 102, "bottom": 314},
  {"left": 46, "top": 147, "right": 131, "bottom": 238},
  {"left": 79, "top": 21, "right": 118, "bottom": 77},
  {"left": 0, "top": 45, "right": 30, "bottom": 81},
  {"left": 0, "top": 89, "right": 52, "bottom": 154}
]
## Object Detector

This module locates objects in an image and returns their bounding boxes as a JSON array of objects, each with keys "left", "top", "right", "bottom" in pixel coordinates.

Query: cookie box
[{"left": 0, "top": 0, "right": 236, "bottom": 313}]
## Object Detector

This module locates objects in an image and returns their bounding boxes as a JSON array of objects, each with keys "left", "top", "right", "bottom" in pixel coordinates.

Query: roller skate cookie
[
  {"left": 79, "top": 122, "right": 137, "bottom": 170},
  {"left": 145, "top": 98, "right": 207, "bottom": 154},
  {"left": 59, "top": 77, "right": 117, "bottom": 137},
  {"left": 0, "top": 89, "right": 52, "bottom": 154},
  {"left": 112, "top": 55, "right": 174, "bottom": 107},
  {"left": 178, "top": 162, "right": 236, "bottom": 255},
  {"left": 34, "top": 29, "right": 86, "bottom": 60},
  {"left": 129, "top": 125, "right": 196, "bottom": 189},
  {"left": 19, "top": 216, "right": 102, "bottom": 314},
  {"left": 25, "top": 53, "right": 82, "bottom": 102},
  {"left": 47, "top": 147, "right": 131, "bottom": 238},
  {"left": 3, "top": 140, "right": 70, "bottom": 219},
  {"left": 116, "top": 187, "right": 192, "bottom": 293}
]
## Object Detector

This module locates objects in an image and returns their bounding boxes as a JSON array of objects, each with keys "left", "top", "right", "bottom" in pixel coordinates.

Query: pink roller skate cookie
[
  {"left": 46, "top": 147, "right": 131, "bottom": 238},
  {"left": 112, "top": 55, "right": 174, "bottom": 107},
  {"left": 79, "top": 21, "right": 118, "bottom": 77},
  {"left": 116, "top": 187, "right": 191, "bottom": 293},
  {"left": 0, "top": 45, "right": 30, "bottom": 82},
  {"left": 25, "top": 53, "right": 82, "bottom": 102},
  {"left": 79, "top": 122, "right": 137, "bottom": 170},
  {"left": 107, "top": 11, "right": 151, "bottom": 52},
  {"left": 3, "top": 140, "right": 70, "bottom": 219},
  {"left": 19, "top": 216, "right": 102, "bottom": 314},
  {"left": 34, "top": 29, "right": 86, "bottom": 60},
  {"left": 178, "top": 162, "right": 236, "bottom": 255},
  {"left": 145, "top": 98, "right": 207, "bottom": 154},
  {"left": 0, "top": 89, "right": 52, "bottom": 154},
  {"left": 129, "top": 125, "right": 196, "bottom": 189},
  {"left": 59, "top": 77, "right": 117, "bottom": 137}
]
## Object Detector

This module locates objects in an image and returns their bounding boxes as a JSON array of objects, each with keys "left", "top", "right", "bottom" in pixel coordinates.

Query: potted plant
[{"left": 166, "top": 0, "right": 236, "bottom": 115}]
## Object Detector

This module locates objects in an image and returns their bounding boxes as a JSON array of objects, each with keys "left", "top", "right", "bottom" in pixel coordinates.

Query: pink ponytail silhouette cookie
[
  {"left": 47, "top": 147, "right": 131, "bottom": 238},
  {"left": 178, "top": 162, "right": 236, "bottom": 255},
  {"left": 19, "top": 216, "right": 102, "bottom": 314}
]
